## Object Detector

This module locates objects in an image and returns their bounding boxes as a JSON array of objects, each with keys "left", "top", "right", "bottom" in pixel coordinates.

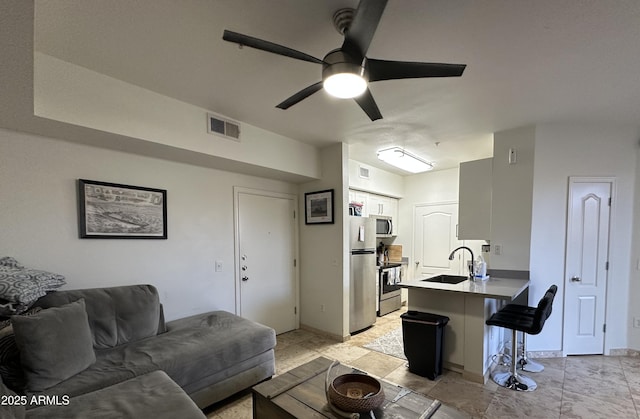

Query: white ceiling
[{"left": 34, "top": 0, "right": 640, "bottom": 175}]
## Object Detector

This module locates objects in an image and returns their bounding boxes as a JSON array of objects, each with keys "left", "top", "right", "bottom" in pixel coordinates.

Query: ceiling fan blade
[
  {"left": 276, "top": 81, "right": 324, "bottom": 109},
  {"left": 367, "top": 59, "right": 466, "bottom": 82},
  {"left": 342, "top": 0, "right": 388, "bottom": 61},
  {"left": 353, "top": 88, "right": 382, "bottom": 121},
  {"left": 223, "top": 30, "right": 324, "bottom": 65}
]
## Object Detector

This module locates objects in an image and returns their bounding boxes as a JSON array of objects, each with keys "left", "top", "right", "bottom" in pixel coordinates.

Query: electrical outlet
[
  {"left": 494, "top": 244, "right": 502, "bottom": 255},
  {"left": 634, "top": 317, "right": 640, "bottom": 328}
]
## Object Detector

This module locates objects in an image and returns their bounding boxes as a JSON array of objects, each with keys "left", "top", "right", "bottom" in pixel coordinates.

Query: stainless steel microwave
[{"left": 371, "top": 215, "right": 393, "bottom": 236}]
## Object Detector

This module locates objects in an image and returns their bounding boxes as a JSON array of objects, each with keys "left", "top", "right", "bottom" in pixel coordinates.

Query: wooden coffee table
[{"left": 253, "top": 356, "right": 470, "bottom": 418}]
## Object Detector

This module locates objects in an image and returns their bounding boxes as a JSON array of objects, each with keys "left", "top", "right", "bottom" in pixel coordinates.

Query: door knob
[
  {"left": 242, "top": 276, "right": 249, "bottom": 281},
  {"left": 571, "top": 276, "right": 581, "bottom": 282}
]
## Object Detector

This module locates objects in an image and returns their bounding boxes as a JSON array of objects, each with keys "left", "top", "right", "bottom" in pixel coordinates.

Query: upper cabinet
[
  {"left": 349, "top": 190, "right": 399, "bottom": 235},
  {"left": 368, "top": 194, "right": 398, "bottom": 218},
  {"left": 458, "top": 158, "right": 492, "bottom": 240},
  {"left": 348, "top": 190, "right": 369, "bottom": 217}
]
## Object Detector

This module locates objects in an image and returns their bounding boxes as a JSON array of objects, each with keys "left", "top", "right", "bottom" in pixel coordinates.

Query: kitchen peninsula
[{"left": 401, "top": 275, "right": 529, "bottom": 383}]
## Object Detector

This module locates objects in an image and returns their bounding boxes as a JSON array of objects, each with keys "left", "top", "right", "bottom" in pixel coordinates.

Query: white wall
[
  {"left": 34, "top": 52, "right": 320, "bottom": 181},
  {"left": 348, "top": 159, "right": 404, "bottom": 198},
  {"left": 491, "top": 126, "right": 535, "bottom": 271},
  {"left": 530, "top": 123, "right": 639, "bottom": 353},
  {"left": 629, "top": 148, "right": 640, "bottom": 350},
  {"left": 397, "top": 168, "right": 460, "bottom": 278},
  {"left": 0, "top": 128, "right": 298, "bottom": 321},
  {"left": 1, "top": 2, "right": 320, "bottom": 185},
  {"left": 299, "top": 144, "right": 349, "bottom": 339}
]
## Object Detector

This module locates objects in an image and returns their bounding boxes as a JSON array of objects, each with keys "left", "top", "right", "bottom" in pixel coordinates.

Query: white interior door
[
  {"left": 563, "top": 179, "right": 612, "bottom": 355},
  {"left": 414, "top": 203, "right": 463, "bottom": 277},
  {"left": 236, "top": 189, "right": 297, "bottom": 334}
]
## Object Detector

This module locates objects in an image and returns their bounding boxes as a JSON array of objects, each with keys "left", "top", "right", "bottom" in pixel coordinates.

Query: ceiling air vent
[
  {"left": 359, "top": 166, "right": 370, "bottom": 179},
  {"left": 207, "top": 113, "right": 241, "bottom": 141}
]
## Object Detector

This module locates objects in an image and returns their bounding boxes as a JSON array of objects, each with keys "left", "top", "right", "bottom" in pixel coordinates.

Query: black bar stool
[
  {"left": 486, "top": 285, "right": 557, "bottom": 391},
  {"left": 500, "top": 285, "right": 558, "bottom": 373}
]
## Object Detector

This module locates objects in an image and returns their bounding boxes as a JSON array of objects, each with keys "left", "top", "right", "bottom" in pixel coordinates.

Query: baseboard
[
  {"left": 528, "top": 349, "right": 640, "bottom": 358},
  {"left": 609, "top": 348, "right": 640, "bottom": 357},
  {"left": 527, "top": 350, "right": 563, "bottom": 358},
  {"left": 299, "top": 323, "right": 348, "bottom": 342},
  {"left": 462, "top": 369, "right": 486, "bottom": 384}
]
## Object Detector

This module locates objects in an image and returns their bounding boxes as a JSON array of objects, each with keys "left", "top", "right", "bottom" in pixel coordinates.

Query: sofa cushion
[
  {"left": 1, "top": 374, "right": 26, "bottom": 419},
  {"left": 12, "top": 299, "right": 96, "bottom": 391},
  {"left": 24, "top": 310, "right": 276, "bottom": 400},
  {"left": 159, "top": 311, "right": 276, "bottom": 388},
  {"left": 34, "top": 285, "right": 163, "bottom": 349},
  {"left": 25, "top": 370, "right": 206, "bottom": 419},
  {"left": 0, "top": 307, "right": 43, "bottom": 392}
]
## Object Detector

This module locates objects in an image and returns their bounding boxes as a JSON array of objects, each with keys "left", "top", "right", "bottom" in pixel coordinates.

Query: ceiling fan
[{"left": 222, "top": 0, "right": 466, "bottom": 121}]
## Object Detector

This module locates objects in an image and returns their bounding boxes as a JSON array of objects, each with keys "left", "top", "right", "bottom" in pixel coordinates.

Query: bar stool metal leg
[
  {"left": 517, "top": 331, "right": 544, "bottom": 373},
  {"left": 491, "top": 329, "right": 537, "bottom": 391}
]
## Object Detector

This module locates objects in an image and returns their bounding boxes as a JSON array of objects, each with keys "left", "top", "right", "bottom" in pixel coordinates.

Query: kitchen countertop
[{"left": 401, "top": 275, "right": 529, "bottom": 300}]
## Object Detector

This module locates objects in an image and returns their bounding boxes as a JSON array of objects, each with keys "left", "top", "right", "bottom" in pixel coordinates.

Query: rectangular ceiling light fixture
[{"left": 376, "top": 147, "right": 433, "bottom": 173}]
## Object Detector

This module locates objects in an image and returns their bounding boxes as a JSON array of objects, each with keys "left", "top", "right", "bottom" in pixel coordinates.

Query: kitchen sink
[{"left": 421, "top": 275, "right": 468, "bottom": 284}]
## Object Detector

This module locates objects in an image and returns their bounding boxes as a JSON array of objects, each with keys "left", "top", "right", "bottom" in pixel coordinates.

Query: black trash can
[{"left": 401, "top": 310, "right": 449, "bottom": 380}]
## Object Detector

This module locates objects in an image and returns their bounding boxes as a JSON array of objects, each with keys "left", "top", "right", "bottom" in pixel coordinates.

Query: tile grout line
[
  {"left": 621, "top": 360, "right": 640, "bottom": 419},
  {"left": 558, "top": 358, "right": 566, "bottom": 419}
]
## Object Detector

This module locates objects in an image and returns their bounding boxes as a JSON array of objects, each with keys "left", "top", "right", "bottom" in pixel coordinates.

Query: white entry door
[
  {"left": 414, "top": 203, "right": 463, "bottom": 277},
  {"left": 235, "top": 188, "right": 298, "bottom": 334},
  {"left": 563, "top": 179, "right": 612, "bottom": 355}
]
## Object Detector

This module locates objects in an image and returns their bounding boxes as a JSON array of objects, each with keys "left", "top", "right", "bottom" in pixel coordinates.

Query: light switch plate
[{"left": 215, "top": 260, "right": 223, "bottom": 272}]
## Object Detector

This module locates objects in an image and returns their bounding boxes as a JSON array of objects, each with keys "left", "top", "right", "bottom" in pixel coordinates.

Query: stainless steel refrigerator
[{"left": 349, "top": 216, "right": 377, "bottom": 333}]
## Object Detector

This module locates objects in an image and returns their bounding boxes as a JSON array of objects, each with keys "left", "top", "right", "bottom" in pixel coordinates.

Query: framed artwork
[
  {"left": 304, "top": 189, "right": 334, "bottom": 225},
  {"left": 78, "top": 179, "right": 167, "bottom": 239}
]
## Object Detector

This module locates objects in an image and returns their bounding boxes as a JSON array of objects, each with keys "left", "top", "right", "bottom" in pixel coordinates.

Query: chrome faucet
[{"left": 448, "top": 246, "right": 475, "bottom": 279}]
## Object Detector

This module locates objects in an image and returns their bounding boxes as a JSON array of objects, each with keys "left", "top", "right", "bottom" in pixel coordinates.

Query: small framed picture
[
  {"left": 78, "top": 179, "right": 167, "bottom": 239},
  {"left": 304, "top": 189, "right": 334, "bottom": 225}
]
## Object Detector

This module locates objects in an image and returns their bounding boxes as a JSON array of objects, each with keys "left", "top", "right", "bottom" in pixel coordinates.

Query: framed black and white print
[
  {"left": 78, "top": 179, "right": 167, "bottom": 239},
  {"left": 304, "top": 189, "right": 334, "bottom": 225}
]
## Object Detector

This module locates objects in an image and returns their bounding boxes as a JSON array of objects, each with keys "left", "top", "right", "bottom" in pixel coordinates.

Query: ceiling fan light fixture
[
  {"left": 377, "top": 147, "right": 433, "bottom": 173},
  {"left": 323, "top": 72, "right": 367, "bottom": 98},
  {"left": 322, "top": 49, "right": 368, "bottom": 99}
]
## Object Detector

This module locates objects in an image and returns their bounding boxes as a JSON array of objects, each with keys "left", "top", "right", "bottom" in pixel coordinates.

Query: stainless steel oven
[{"left": 378, "top": 264, "right": 402, "bottom": 316}]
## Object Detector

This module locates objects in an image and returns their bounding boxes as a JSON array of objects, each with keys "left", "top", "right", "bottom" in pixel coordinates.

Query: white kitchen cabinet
[
  {"left": 348, "top": 190, "right": 370, "bottom": 217},
  {"left": 348, "top": 190, "right": 399, "bottom": 234},
  {"left": 368, "top": 194, "right": 397, "bottom": 217},
  {"left": 458, "top": 158, "right": 492, "bottom": 240},
  {"left": 368, "top": 193, "right": 399, "bottom": 235}
]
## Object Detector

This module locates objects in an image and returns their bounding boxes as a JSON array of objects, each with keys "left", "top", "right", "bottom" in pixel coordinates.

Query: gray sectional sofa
[{"left": 0, "top": 284, "right": 277, "bottom": 418}]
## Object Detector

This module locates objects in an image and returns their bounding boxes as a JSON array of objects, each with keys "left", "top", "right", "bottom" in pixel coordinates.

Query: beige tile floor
[{"left": 204, "top": 309, "right": 640, "bottom": 418}]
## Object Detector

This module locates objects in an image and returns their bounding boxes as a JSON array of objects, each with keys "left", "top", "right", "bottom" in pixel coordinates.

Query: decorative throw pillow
[
  {"left": 11, "top": 299, "right": 95, "bottom": 391},
  {"left": 0, "top": 258, "right": 66, "bottom": 316},
  {"left": 0, "top": 257, "right": 24, "bottom": 268}
]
